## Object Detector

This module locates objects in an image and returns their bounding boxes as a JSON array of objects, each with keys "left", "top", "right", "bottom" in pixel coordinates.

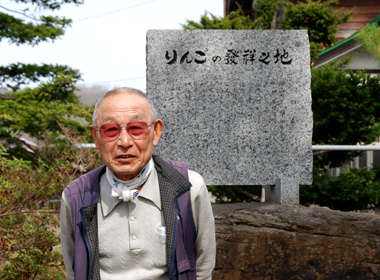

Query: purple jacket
[{"left": 63, "top": 155, "right": 197, "bottom": 280}]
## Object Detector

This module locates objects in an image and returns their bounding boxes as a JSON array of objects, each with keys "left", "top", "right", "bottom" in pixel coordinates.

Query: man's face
[{"left": 90, "top": 94, "right": 163, "bottom": 181}]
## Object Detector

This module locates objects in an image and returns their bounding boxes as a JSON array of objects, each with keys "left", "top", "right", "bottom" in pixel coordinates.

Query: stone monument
[{"left": 146, "top": 30, "right": 312, "bottom": 204}]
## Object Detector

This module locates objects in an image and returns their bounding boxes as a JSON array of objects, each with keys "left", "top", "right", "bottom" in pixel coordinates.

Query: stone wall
[{"left": 212, "top": 203, "right": 380, "bottom": 280}]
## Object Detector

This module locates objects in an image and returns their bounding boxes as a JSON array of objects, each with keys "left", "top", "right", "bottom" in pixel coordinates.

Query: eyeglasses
[{"left": 95, "top": 121, "right": 155, "bottom": 141}]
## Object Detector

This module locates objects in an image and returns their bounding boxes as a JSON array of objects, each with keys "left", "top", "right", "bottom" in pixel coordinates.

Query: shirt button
[
  {"left": 132, "top": 235, "right": 137, "bottom": 240},
  {"left": 130, "top": 216, "right": 135, "bottom": 221}
]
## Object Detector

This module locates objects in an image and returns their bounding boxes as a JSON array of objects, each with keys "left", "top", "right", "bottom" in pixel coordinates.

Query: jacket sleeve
[
  {"left": 60, "top": 191, "right": 75, "bottom": 280},
  {"left": 189, "top": 170, "right": 216, "bottom": 280}
]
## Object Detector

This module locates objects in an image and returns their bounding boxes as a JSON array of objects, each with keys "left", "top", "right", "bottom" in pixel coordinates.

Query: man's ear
[
  {"left": 152, "top": 119, "right": 163, "bottom": 147},
  {"left": 90, "top": 125, "right": 100, "bottom": 150}
]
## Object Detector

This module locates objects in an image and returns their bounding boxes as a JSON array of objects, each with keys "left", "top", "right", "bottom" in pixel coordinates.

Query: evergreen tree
[
  {"left": 182, "top": 0, "right": 352, "bottom": 61},
  {"left": 356, "top": 23, "right": 380, "bottom": 66},
  {"left": 0, "top": 0, "right": 92, "bottom": 162},
  {"left": 252, "top": 0, "right": 278, "bottom": 29},
  {"left": 182, "top": 8, "right": 256, "bottom": 30},
  {"left": 312, "top": 60, "right": 380, "bottom": 168},
  {"left": 0, "top": 2, "right": 99, "bottom": 278},
  {"left": 279, "top": 0, "right": 352, "bottom": 61}
]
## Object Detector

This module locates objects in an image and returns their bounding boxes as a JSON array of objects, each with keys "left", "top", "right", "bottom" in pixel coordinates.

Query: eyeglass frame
[{"left": 94, "top": 121, "right": 156, "bottom": 142}]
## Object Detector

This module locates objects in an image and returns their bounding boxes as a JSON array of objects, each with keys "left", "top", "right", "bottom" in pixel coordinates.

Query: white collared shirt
[
  {"left": 60, "top": 166, "right": 216, "bottom": 280},
  {"left": 98, "top": 166, "right": 168, "bottom": 280}
]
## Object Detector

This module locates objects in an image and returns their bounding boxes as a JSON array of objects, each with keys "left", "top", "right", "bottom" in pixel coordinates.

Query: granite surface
[{"left": 146, "top": 30, "right": 312, "bottom": 186}]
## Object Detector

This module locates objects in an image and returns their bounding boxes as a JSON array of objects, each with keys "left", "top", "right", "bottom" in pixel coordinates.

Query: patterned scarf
[{"left": 106, "top": 158, "right": 154, "bottom": 202}]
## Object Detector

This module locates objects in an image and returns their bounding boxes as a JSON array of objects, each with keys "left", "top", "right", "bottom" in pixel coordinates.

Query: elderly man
[{"left": 60, "top": 87, "right": 215, "bottom": 280}]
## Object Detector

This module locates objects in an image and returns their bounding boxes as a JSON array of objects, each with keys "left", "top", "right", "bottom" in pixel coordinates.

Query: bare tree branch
[
  {"left": 227, "top": 187, "right": 238, "bottom": 198},
  {"left": 54, "top": 261, "right": 67, "bottom": 277},
  {"left": 313, "top": 150, "right": 332, "bottom": 156},
  {"left": 0, "top": 5, "right": 42, "bottom": 22},
  {"left": 233, "top": 186, "right": 261, "bottom": 202},
  {"left": 0, "top": 210, "right": 60, "bottom": 217},
  {"left": 0, "top": 95, "right": 18, "bottom": 100}
]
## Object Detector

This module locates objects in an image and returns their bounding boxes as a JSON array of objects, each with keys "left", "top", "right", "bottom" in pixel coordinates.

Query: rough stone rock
[
  {"left": 212, "top": 203, "right": 380, "bottom": 280},
  {"left": 146, "top": 30, "right": 313, "bottom": 187}
]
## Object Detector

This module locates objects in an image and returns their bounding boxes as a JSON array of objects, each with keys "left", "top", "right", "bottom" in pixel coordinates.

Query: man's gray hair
[{"left": 92, "top": 87, "right": 158, "bottom": 126}]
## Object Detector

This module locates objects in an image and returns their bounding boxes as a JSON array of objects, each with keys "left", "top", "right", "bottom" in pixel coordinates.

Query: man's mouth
[{"left": 116, "top": 155, "right": 134, "bottom": 159}]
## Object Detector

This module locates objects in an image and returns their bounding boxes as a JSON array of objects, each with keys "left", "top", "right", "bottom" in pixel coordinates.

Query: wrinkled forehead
[{"left": 97, "top": 93, "right": 154, "bottom": 123}]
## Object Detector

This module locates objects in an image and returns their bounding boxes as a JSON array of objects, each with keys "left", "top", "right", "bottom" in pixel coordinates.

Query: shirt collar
[
  {"left": 99, "top": 173, "right": 120, "bottom": 217},
  {"left": 138, "top": 166, "right": 161, "bottom": 210},
  {"left": 99, "top": 166, "right": 161, "bottom": 217}
]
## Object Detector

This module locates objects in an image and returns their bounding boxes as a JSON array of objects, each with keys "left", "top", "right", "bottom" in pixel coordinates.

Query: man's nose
[{"left": 117, "top": 127, "right": 133, "bottom": 147}]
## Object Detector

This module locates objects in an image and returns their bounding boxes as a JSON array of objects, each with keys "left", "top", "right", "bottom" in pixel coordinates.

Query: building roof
[
  {"left": 314, "top": 13, "right": 380, "bottom": 69},
  {"left": 319, "top": 13, "right": 380, "bottom": 57},
  {"left": 288, "top": 0, "right": 380, "bottom": 41}
]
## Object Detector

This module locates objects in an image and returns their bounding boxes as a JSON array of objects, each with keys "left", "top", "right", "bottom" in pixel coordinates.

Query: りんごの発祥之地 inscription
[{"left": 164, "top": 48, "right": 292, "bottom": 65}]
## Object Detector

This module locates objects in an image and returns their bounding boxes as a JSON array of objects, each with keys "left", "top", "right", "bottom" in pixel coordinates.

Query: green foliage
[
  {"left": 0, "top": 12, "right": 70, "bottom": 46},
  {"left": 12, "top": 0, "right": 83, "bottom": 11},
  {"left": 253, "top": 0, "right": 278, "bottom": 29},
  {"left": 312, "top": 60, "right": 380, "bottom": 168},
  {"left": 356, "top": 23, "right": 380, "bottom": 66},
  {"left": 0, "top": 63, "right": 80, "bottom": 91},
  {"left": 301, "top": 165, "right": 380, "bottom": 211},
  {"left": 182, "top": 0, "right": 280, "bottom": 31},
  {"left": 0, "top": 152, "right": 71, "bottom": 279},
  {"left": 0, "top": 0, "right": 92, "bottom": 162},
  {"left": 0, "top": 73, "right": 93, "bottom": 163},
  {"left": 0, "top": 126, "right": 102, "bottom": 278},
  {"left": 0, "top": 0, "right": 83, "bottom": 46},
  {"left": 0, "top": 145, "right": 31, "bottom": 168},
  {"left": 182, "top": 8, "right": 256, "bottom": 30},
  {"left": 0, "top": 1, "right": 93, "bottom": 278},
  {"left": 182, "top": 0, "right": 352, "bottom": 62},
  {"left": 279, "top": 0, "right": 352, "bottom": 61}
]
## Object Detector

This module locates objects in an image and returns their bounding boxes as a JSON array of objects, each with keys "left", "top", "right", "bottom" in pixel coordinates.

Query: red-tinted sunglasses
[{"left": 95, "top": 121, "right": 155, "bottom": 141}]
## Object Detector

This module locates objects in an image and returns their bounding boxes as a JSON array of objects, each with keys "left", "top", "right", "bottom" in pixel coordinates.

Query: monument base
[{"left": 265, "top": 178, "right": 299, "bottom": 204}]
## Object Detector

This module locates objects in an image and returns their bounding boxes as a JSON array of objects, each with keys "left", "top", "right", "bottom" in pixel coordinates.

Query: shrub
[
  {"left": 0, "top": 152, "right": 70, "bottom": 279},
  {"left": 300, "top": 165, "right": 380, "bottom": 211},
  {"left": 0, "top": 124, "right": 102, "bottom": 279}
]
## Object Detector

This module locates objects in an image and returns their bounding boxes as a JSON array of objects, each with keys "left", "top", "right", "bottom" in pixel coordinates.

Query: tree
[
  {"left": 0, "top": 127, "right": 102, "bottom": 279},
  {"left": 300, "top": 165, "right": 380, "bottom": 211},
  {"left": 0, "top": 1, "right": 98, "bottom": 278},
  {"left": 182, "top": 0, "right": 352, "bottom": 62},
  {"left": 0, "top": 0, "right": 84, "bottom": 89},
  {"left": 182, "top": 8, "right": 256, "bottom": 30},
  {"left": 0, "top": 153, "right": 70, "bottom": 280},
  {"left": 312, "top": 60, "right": 380, "bottom": 168},
  {"left": 0, "top": 0, "right": 83, "bottom": 45},
  {"left": 356, "top": 23, "right": 380, "bottom": 66},
  {"left": 279, "top": 0, "right": 352, "bottom": 61},
  {"left": 0, "top": 0, "right": 92, "bottom": 162},
  {"left": 252, "top": 0, "right": 278, "bottom": 29}
]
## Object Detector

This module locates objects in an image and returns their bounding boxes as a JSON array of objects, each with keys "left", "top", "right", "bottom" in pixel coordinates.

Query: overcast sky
[{"left": 0, "top": 0, "right": 224, "bottom": 91}]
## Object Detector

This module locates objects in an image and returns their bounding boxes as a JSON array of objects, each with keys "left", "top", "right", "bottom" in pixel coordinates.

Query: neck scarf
[{"left": 106, "top": 158, "right": 154, "bottom": 202}]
